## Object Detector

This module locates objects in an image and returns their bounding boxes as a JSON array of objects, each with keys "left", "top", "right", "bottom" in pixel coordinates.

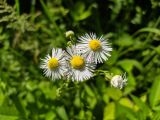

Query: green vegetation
[{"left": 0, "top": 0, "right": 160, "bottom": 119}]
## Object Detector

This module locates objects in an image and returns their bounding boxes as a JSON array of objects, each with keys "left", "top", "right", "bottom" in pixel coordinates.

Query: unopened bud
[{"left": 65, "top": 30, "right": 74, "bottom": 38}]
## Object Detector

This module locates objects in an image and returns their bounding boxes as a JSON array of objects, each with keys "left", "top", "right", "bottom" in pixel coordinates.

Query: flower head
[
  {"left": 40, "top": 48, "right": 66, "bottom": 80},
  {"left": 111, "top": 73, "right": 127, "bottom": 89},
  {"left": 78, "top": 33, "right": 112, "bottom": 63},
  {"left": 65, "top": 45, "right": 95, "bottom": 81}
]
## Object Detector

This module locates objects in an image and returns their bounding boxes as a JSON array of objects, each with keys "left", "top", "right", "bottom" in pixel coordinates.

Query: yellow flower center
[
  {"left": 48, "top": 58, "right": 59, "bottom": 70},
  {"left": 70, "top": 56, "right": 85, "bottom": 69},
  {"left": 89, "top": 39, "right": 101, "bottom": 51}
]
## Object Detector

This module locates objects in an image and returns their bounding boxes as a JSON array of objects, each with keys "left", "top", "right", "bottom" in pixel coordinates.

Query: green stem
[
  {"left": 145, "top": 16, "right": 160, "bottom": 44},
  {"left": 15, "top": 0, "right": 20, "bottom": 15},
  {"left": 95, "top": 70, "right": 112, "bottom": 80},
  {"left": 31, "top": 0, "right": 35, "bottom": 14},
  {"left": 30, "top": 0, "right": 36, "bottom": 22},
  {"left": 142, "top": 50, "right": 155, "bottom": 64},
  {"left": 70, "top": 36, "right": 77, "bottom": 44},
  {"left": 40, "top": 0, "right": 64, "bottom": 39}
]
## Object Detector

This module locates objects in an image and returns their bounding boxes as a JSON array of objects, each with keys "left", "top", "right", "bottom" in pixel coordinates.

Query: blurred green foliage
[{"left": 0, "top": 0, "right": 160, "bottom": 119}]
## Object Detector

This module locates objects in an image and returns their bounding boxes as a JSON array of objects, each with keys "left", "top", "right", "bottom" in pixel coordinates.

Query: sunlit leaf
[
  {"left": 131, "top": 95, "right": 150, "bottom": 119},
  {"left": 57, "top": 106, "right": 68, "bottom": 120},
  {"left": 116, "top": 103, "right": 137, "bottom": 120},
  {"left": 103, "top": 102, "right": 115, "bottom": 120},
  {"left": 119, "top": 97, "right": 133, "bottom": 109},
  {"left": 0, "top": 101, "right": 20, "bottom": 120},
  {"left": 149, "top": 76, "right": 160, "bottom": 109},
  {"left": 106, "top": 87, "right": 122, "bottom": 100}
]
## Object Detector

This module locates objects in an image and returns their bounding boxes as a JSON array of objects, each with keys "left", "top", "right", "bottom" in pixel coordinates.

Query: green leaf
[
  {"left": 117, "top": 59, "right": 143, "bottom": 72},
  {"left": 115, "top": 34, "right": 134, "bottom": 47},
  {"left": 10, "top": 95, "right": 26, "bottom": 118},
  {"left": 87, "top": 96, "right": 97, "bottom": 109},
  {"left": 131, "top": 95, "right": 150, "bottom": 119},
  {"left": 152, "top": 111, "right": 160, "bottom": 120},
  {"left": 57, "top": 106, "right": 68, "bottom": 120},
  {"left": 119, "top": 97, "right": 133, "bottom": 109},
  {"left": 154, "top": 46, "right": 160, "bottom": 55},
  {"left": 134, "top": 28, "right": 160, "bottom": 36},
  {"left": 106, "top": 50, "right": 119, "bottom": 66},
  {"left": 116, "top": 103, "right": 137, "bottom": 120},
  {"left": 0, "top": 101, "right": 20, "bottom": 120},
  {"left": 39, "top": 81, "right": 57, "bottom": 100},
  {"left": 106, "top": 87, "right": 122, "bottom": 100},
  {"left": 103, "top": 102, "right": 115, "bottom": 120},
  {"left": 0, "top": 115, "right": 18, "bottom": 120},
  {"left": 0, "top": 91, "right": 5, "bottom": 106},
  {"left": 149, "top": 76, "right": 160, "bottom": 109},
  {"left": 103, "top": 93, "right": 109, "bottom": 104},
  {"left": 84, "top": 84, "right": 95, "bottom": 97},
  {"left": 70, "top": 2, "right": 93, "bottom": 21},
  {"left": 45, "top": 111, "right": 56, "bottom": 120},
  {"left": 78, "top": 110, "right": 85, "bottom": 119},
  {"left": 128, "top": 73, "right": 136, "bottom": 85},
  {"left": 110, "top": 67, "right": 122, "bottom": 75}
]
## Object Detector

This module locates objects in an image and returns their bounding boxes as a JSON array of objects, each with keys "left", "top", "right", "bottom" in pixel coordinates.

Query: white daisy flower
[
  {"left": 78, "top": 33, "right": 112, "bottom": 63},
  {"left": 40, "top": 48, "right": 66, "bottom": 80},
  {"left": 110, "top": 73, "right": 127, "bottom": 89},
  {"left": 65, "top": 45, "right": 95, "bottom": 81}
]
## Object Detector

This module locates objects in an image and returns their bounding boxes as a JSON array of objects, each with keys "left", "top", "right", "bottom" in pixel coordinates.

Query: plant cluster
[
  {"left": 40, "top": 32, "right": 127, "bottom": 90},
  {"left": 0, "top": 0, "right": 160, "bottom": 120}
]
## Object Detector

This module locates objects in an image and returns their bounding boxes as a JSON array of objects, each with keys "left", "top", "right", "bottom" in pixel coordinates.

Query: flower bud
[{"left": 65, "top": 30, "right": 74, "bottom": 38}]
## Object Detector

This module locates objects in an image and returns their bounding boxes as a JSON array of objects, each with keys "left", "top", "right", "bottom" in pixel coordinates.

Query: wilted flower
[
  {"left": 111, "top": 73, "right": 127, "bottom": 89},
  {"left": 78, "top": 33, "right": 112, "bottom": 63},
  {"left": 40, "top": 48, "right": 67, "bottom": 80}
]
